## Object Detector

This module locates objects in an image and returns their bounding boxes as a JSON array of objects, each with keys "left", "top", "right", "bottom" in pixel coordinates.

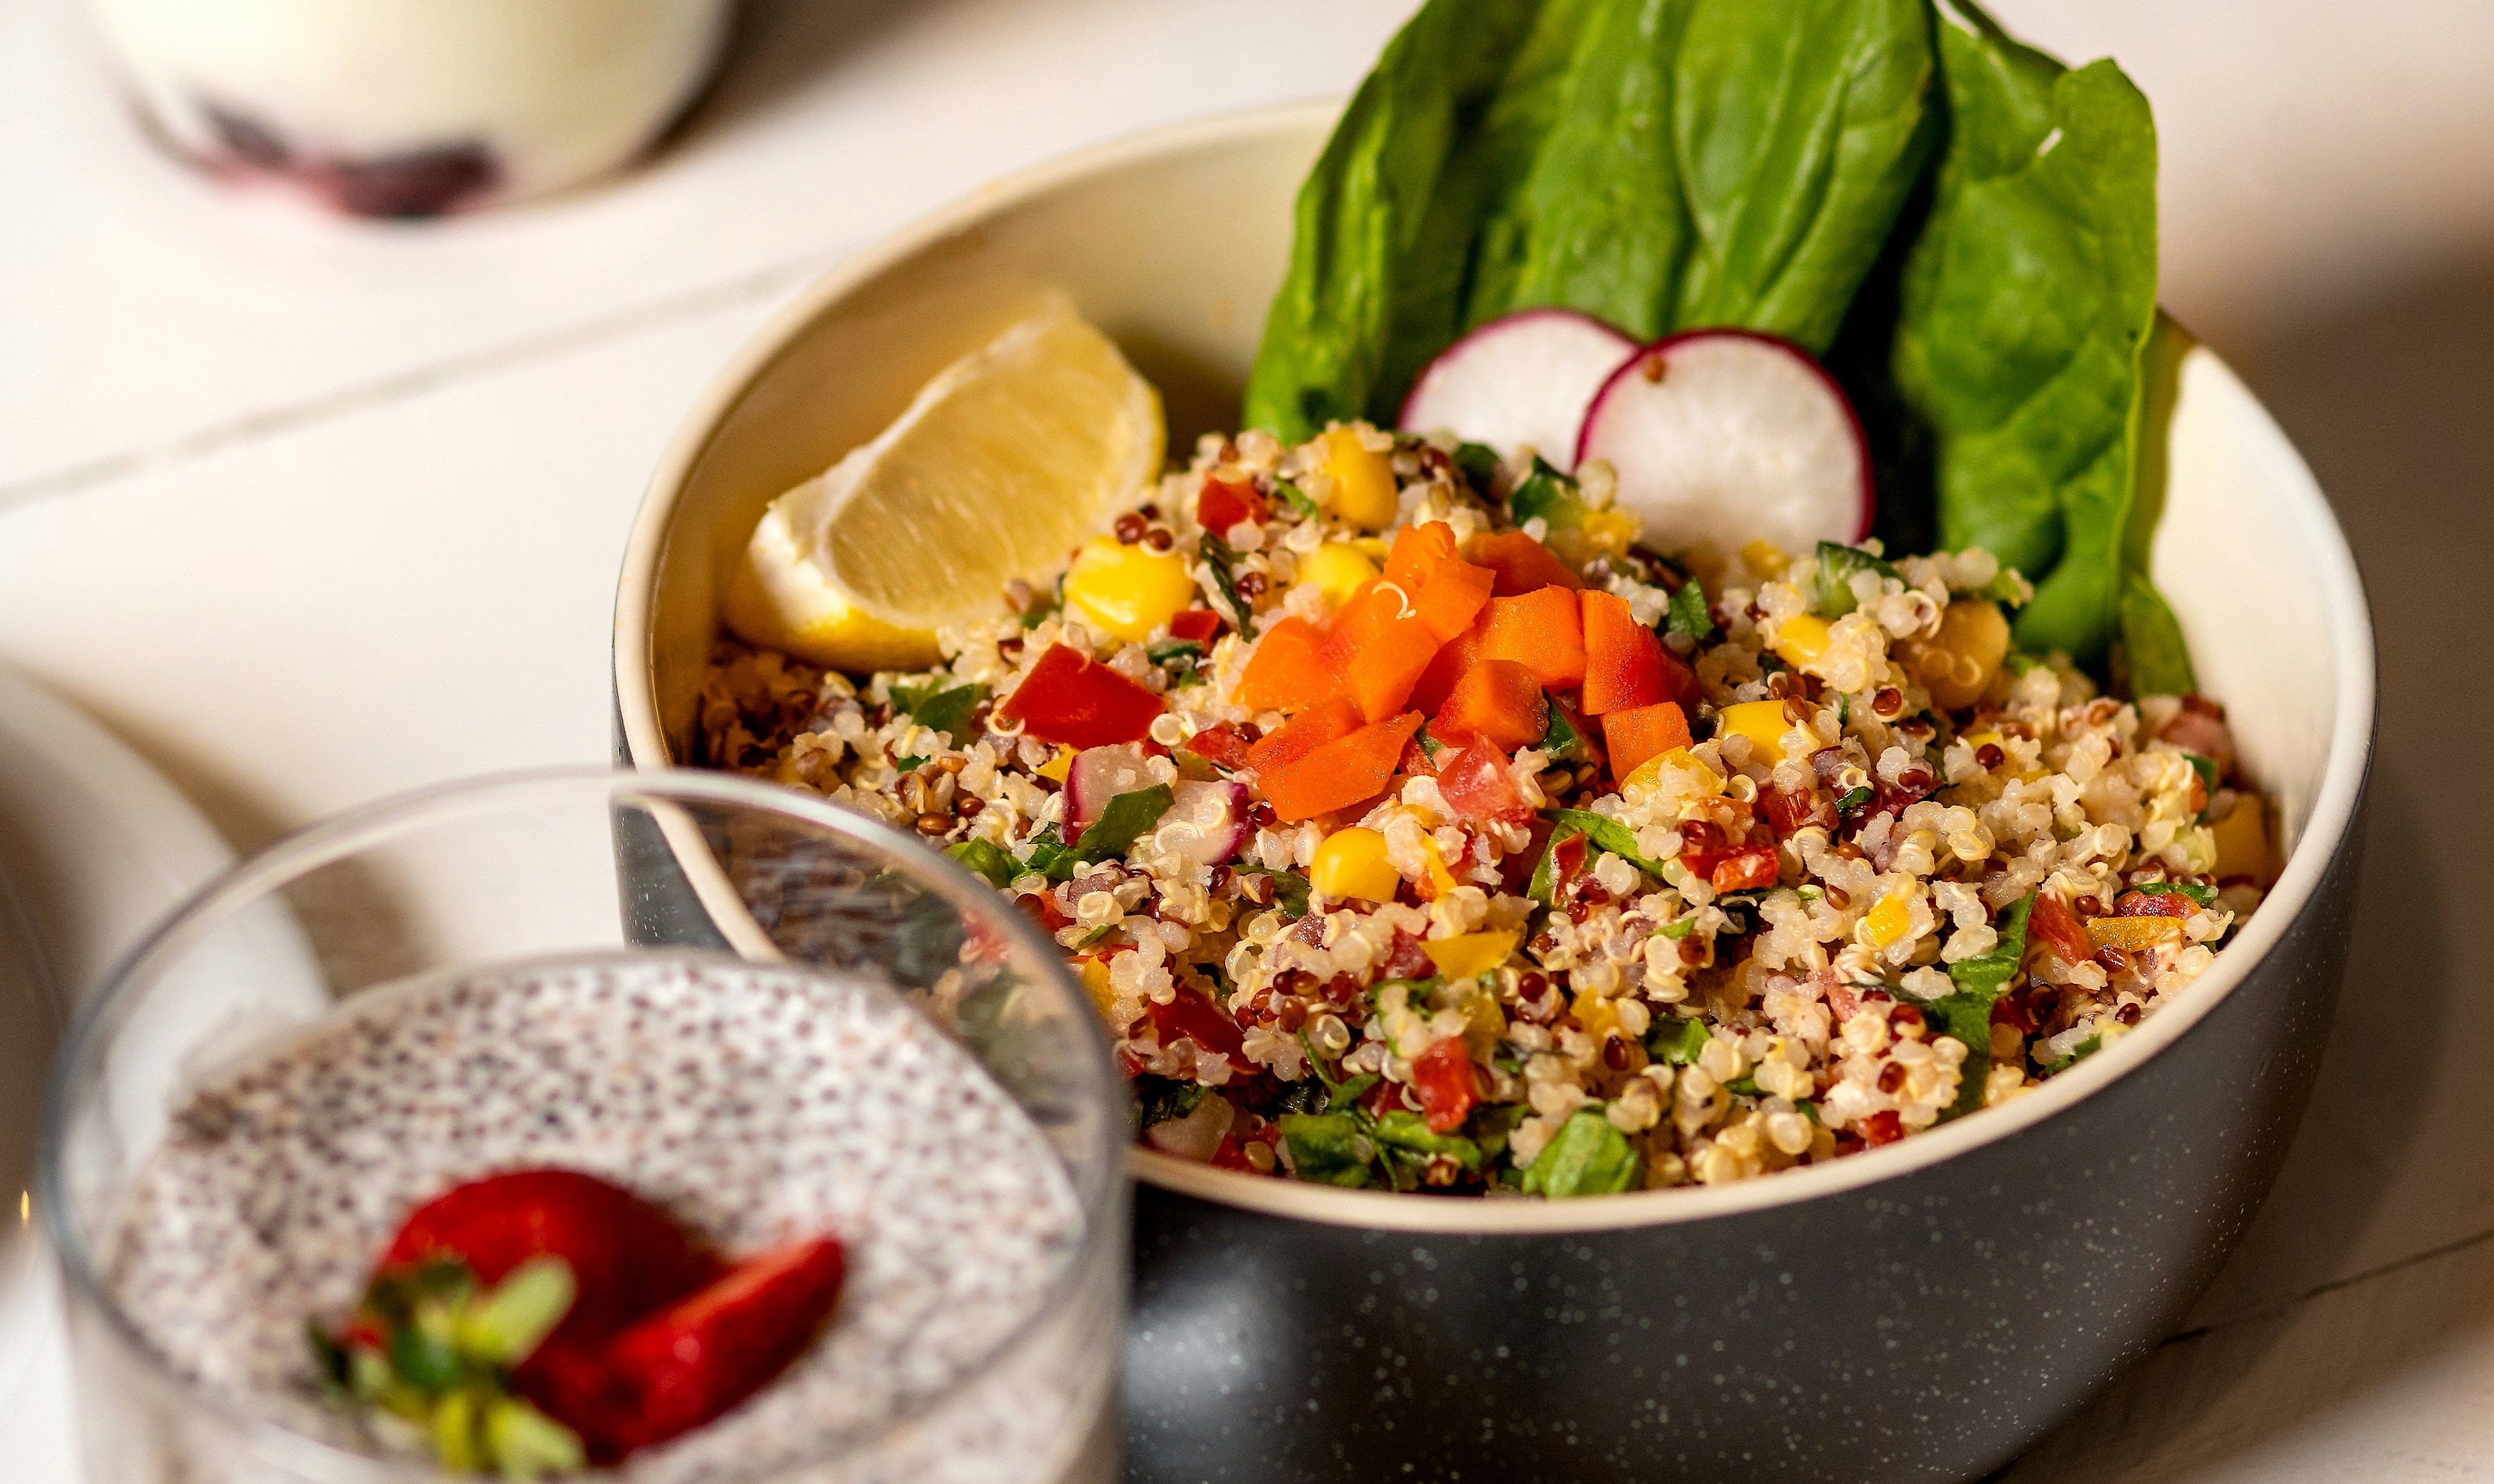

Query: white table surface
[{"left": 3, "top": 1, "right": 2488, "bottom": 1479}]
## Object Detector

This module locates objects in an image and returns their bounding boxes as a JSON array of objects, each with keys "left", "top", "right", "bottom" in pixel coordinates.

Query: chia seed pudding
[{"left": 102, "top": 951, "right": 1102, "bottom": 1484}]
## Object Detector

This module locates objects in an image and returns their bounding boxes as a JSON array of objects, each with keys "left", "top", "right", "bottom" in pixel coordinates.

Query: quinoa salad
[{"left": 696, "top": 423, "right": 2278, "bottom": 1197}]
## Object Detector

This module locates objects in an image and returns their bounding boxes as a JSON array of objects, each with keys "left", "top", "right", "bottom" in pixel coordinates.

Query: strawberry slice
[{"left": 587, "top": 1236, "right": 847, "bottom": 1454}]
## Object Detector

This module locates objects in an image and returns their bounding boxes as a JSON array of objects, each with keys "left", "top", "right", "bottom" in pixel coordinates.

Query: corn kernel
[
  {"left": 1063, "top": 535, "right": 1197, "bottom": 643},
  {"left": 1036, "top": 745, "right": 1076, "bottom": 784},
  {"left": 1865, "top": 891, "right": 1912, "bottom": 949},
  {"left": 1421, "top": 929, "right": 1519, "bottom": 982},
  {"left": 1740, "top": 539, "right": 1790, "bottom": 579},
  {"left": 1078, "top": 956, "right": 1118, "bottom": 1020},
  {"left": 1294, "top": 543, "right": 1379, "bottom": 610},
  {"left": 1770, "top": 613, "right": 1832, "bottom": 670},
  {"left": 1318, "top": 427, "right": 1400, "bottom": 530},
  {"left": 1718, "top": 699, "right": 1795, "bottom": 761},
  {"left": 1311, "top": 827, "right": 1400, "bottom": 903}
]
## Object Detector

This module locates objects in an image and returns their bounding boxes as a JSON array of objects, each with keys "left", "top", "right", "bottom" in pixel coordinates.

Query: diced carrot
[
  {"left": 1316, "top": 583, "right": 1442, "bottom": 723},
  {"left": 1410, "top": 559, "right": 1495, "bottom": 643},
  {"left": 1600, "top": 702, "right": 1692, "bottom": 782},
  {"left": 1461, "top": 531, "right": 1583, "bottom": 595},
  {"left": 1477, "top": 586, "right": 1586, "bottom": 689},
  {"left": 1383, "top": 521, "right": 1461, "bottom": 591},
  {"left": 1244, "top": 697, "right": 1364, "bottom": 775},
  {"left": 1409, "top": 627, "right": 1481, "bottom": 716},
  {"left": 1435, "top": 659, "right": 1548, "bottom": 752},
  {"left": 1261, "top": 712, "right": 1424, "bottom": 822},
  {"left": 1235, "top": 616, "right": 1343, "bottom": 713},
  {"left": 1579, "top": 590, "right": 1672, "bottom": 716}
]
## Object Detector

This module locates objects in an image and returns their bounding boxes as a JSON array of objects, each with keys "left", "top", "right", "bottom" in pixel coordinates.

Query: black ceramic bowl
[{"left": 613, "top": 106, "right": 2375, "bottom": 1484}]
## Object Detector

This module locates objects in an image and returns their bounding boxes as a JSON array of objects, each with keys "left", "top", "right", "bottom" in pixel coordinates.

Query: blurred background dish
[{"left": 83, "top": 0, "right": 734, "bottom": 216}]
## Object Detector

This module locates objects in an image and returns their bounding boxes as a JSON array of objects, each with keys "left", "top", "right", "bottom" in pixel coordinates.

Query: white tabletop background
[{"left": 3, "top": 1, "right": 2488, "bottom": 1479}]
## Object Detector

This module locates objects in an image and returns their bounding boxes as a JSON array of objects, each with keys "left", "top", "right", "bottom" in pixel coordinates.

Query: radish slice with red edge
[
  {"left": 1399, "top": 308, "right": 1638, "bottom": 472},
  {"left": 1158, "top": 780, "right": 1250, "bottom": 869},
  {"left": 1575, "top": 328, "right": 1873, "bottom": 557},
  {"left": 1065, "top": 744, "right": 1153, "bottom": 830}
]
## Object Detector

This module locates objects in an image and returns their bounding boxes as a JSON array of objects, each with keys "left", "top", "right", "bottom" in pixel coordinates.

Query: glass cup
[{"left": 40, "top": 768, "right": 1126, "bottom": 1484}]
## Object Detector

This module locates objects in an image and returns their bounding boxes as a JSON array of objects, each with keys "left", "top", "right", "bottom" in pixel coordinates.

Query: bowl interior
[{"left": 619, "top": 103, "right": 2372, "bottom": 1229}]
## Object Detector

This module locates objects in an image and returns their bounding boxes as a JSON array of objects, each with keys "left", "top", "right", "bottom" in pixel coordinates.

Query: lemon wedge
[{"left": 724, "top": 295, "right": 1164, "bottom": 671}]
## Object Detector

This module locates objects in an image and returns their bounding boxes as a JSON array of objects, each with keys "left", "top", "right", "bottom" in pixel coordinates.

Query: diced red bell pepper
[
  {"left": 1382, "top": 521, "right": 1461, "bottom": 590},
  {"left": 1235, "top": 616, "right": 1344, "bottom": 713},
  {"left": 1409, "top": 627, "right": 1481, "bottom": 716},
  {"left": 1600, "top": 702, "right": 1691, "bottom": 783},
  {"left": 1197, "top": 474, "right": 1268, "bottom": 537},
  {"left": 1857, "top": 1109, "right": 1905, "bottom": 1148},
  {"left": 996, "top": 643, "right": 1165, "bottom": 748},
  {"left": 1580, "top": 590, "right": 1671, "bottom": 716},
  {"left": 1184, "top": 723, "right": 1255, "bottom": 772},
  {"left": 1477, "top": 586, "right": 1586, "bottom": 690},
  {"left": 1260, "top": 712, "right": 1424, "bottom": 822},
  {"left": 1167, "top": 609, "right": 1223, "bottom": 643},
  {"left": 1436, "top": 735, "right": 1534, "bottom": 827},
  {"left": 1434, "top": 659, "right": 1547, "bottom": 752},
  {"left": 1147, "top": 985, "right": 1247, "bottom": 1063},
  {"left": 1316, "top": 583, "right": 1443, "bottom": 723},
  {"left": 1709, "top": 843, "right": 1780, "bottom": 892},
  {"left": 1461, "top": 531, "right": 1584, "bottom": 595},
  {"left": 2031, "top": 891, "right": 2092, "bottom": 963},
  {"left": 1412, "top": 1036, "right": 1480, "bottom": 1134},
  {"left": 1244, "top": 697, "right": 1364, "bottom": 775}
]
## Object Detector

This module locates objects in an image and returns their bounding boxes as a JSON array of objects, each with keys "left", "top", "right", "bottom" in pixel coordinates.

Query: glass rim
[{"left": 37, "top": 764, "right": 1124, "bottom": 1482}]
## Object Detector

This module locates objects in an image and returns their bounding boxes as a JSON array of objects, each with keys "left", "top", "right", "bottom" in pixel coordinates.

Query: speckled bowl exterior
[{"left": 615, "top": 105, "right": 2375, "bottom": 1483}]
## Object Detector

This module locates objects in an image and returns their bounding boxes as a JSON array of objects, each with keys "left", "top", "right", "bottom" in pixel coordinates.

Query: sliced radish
[
  {"left": 1157, "top": 779, "right": 1250, "bottom": 870},
  {"left": 1575, "top": 329, "right": 1873, "bottom": 556},
  {"left": 1065, "top": 744, "right": 1154, "bottom": 829},
  {"left": 1399, "top": 308, "right": 1638, "bottom": 472}
]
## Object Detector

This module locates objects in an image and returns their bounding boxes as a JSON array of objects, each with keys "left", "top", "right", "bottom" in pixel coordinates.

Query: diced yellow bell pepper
[
  {"left": 1740, "top": 539, "right": 1790, "bottom": 579},
  {"left": 2210, "top": 795, "right": 2274, "bottom": 883},
  {"left": 1078, "top": 956, "right": 1118, "bottom": 1019},
  {"left": 1064, "top": 534, "right": 1196, "bottom": 643},
  {"left": 1294, "top": 543, "right": 1380, "bottom": 609},
  {"left": 1318, "top": 427, "right": 1399, "bottom": 530},
  {"left": 1572, "top": 990, "right": 1624, "bottom": 1048},
  {"left": 1622, "top": 745, "right": 1724, "bottom": 797},
  {"left": 1718, "top": 699, "right": 1795, "bottom": 761},
  {"left": 1413, "top": 834, "right": 1464, "bottom": 900},
  {"left": 1311, "top": 826, "right": 1400, "bottom": 903},
  {"left": 1037, "top": 745, "right": 1076, "bottom": 784},
  {"left": 1771, "top": 613, "right": 1832, "bottom": 670},
  {"left": 1422, "top": 929, "right": 1520, "bottom": 982},
  {"left": 2087, "top": 916, "right": 2184, "bottom": 954},
  {"left": 1864, "top": 891, "right": 1912, "bottom": 949}
]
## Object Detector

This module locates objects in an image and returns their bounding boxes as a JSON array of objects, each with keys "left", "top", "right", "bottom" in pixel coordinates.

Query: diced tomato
[
  {"left": 1709, "top": 843, "right": 1780, "bottom": 892},
  {"left": 1547, "top": 832, "right": 1590, "bottom": 896},
  {"left": 1260, "top": 712, "right": 1424, "bottom": 822},
  {"left": 1198, "top": 474, "right": 1268, "bottom": 536},
  {"left": 1461, "top": 531, "right": 1584, "bottom": 595},
  {"left": 1382, "top": 931, "right": 1436, "bottom": 981},
  {"left": 1316, "top": 584, "right": 1442, "bottom": 722},
  {"left": 1167, "top": 609, "right": 1223, "bottom": 643},
  {"left": 1412, "top": 1037, "right": 1480, "bottom": 1133},
  {"left": 2114, "top": 890, "right": 2192, "bottom": 918},
  {"left": 1244, "top": 697, "right": 1364, "bottom": 775},
  {"left": 1235, "top": 616, "right": 1345, "bottom": 713},
  {"left": 2030, "top": 891, "right": 2092, "bottom": 963},
  {"left": 1146, "top": 986, "right": 1246, "bottom": 1063},
  {"left": 1184, "top": 723, "right": 1254, "bottom": 772},
  {"left": 1382, "top": 521, "right": 1461, "bottom": 590},
  {"left": 1579, "top": 591, "right": 1671, "bottom": 715},
  {"left": 1600, "top": 701, "right": 1690, "bottom": 783},
  {"left": 1435, "top": 658, "right": 1548, "bottom": 752},
  {"left": 994, "top": 643, "right": 1164, "bottom": 748},
  {"left": 1436, "top": 735, "right": 1535, "bottom": 828},
  {"left": 1858, "top": 1110, "right": 1905, "bottom": 1148},
  {"left": 1761, "top": 786, "right": 1833, "bottom": 838},
  {"left": 1409, "top": 627, "right": 1481, "bottom": 716},
  {"left": 1210, "top": 1134, "right": 1256, "bottom": 1172},
  {"left": 1477, "top": 586, "right": 1586, "bottom": 689}
]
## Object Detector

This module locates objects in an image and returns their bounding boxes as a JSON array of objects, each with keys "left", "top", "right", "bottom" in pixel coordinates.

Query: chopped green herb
[
  {"left": 1147, "top": 639, "right": 1205, "bottom": 666},
  {"left": 1198, "top": 533, "right": 1250, "bottom": 628},
  {"left": 2131, "top": 880, "right": 2218, "bottom": 907},
  {"left": 892, "top": 755, "right": 929, "bottom": 773},
  {"left": 1667, "top": 577, "right": 1716, "bottom": 641},
  {"left": 1539, "top": 705, "right": 1595, "bottom": 766},
  {"left": 1926, "top": 893, "right": 2035, "bottom": 1119},
  {"left": 1070, "top": 784, "right": 1175, "bottom": 861},
  {"left": 1519, "top": 1108, "right": 1641, "bottom": 1197},
  {"left": 1371, "top": 1110, "right": 1482, "bottom": 1172},
  {"left": 1137, "top": 1074, "right": 1210, "bottom": 1128},
  {"left": 946, "top": 838, "right": 1018, "bottom": 890},
  {"left": 1658, "top": 916, "right": 1696, "bottom": 940},
  {"left": 1452, "top": 442, "right": 1502, "bottom": 493},
  {"left": 1506, "top": 457, "right": 1581, "bottom": 528},
  {"left": 1414, "top": 723, "right": 1452, "bottom": 762},
  {"left": 1271, "top": 478, "right": 1321, "bottom": 519},
  {"left": 1019, "top": 575, "right": 1065, "bottom": 630},
  {"left": 890, "top": 680, "right": 988, "bottom": 739},
  {"left": 1810, "top": 541, "right": 1902, "bottom": 618},
  {"left": 1241, "top": 866, "right": 1313, "bottom": 919},
  {"left": 1543, "top": 809, "right": 1670, "bottom": 879},
  {"left": 2041, "top": 1034, "right": 2103, "bottom": 1075},
  {"left": 1646, "top": 1016, "right": 1713, "bottom": 1065},
  {"left": 1835, "top": 784, "right": 1875, "bottom": 816},
  {"left": 1277, "top": 1111, "right": 1375, "bottom": 1188},
  {"left": 1021, "top": 825, "right": 1080, "bottom": 882}
]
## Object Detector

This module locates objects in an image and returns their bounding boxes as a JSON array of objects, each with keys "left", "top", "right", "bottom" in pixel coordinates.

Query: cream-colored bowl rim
[{"left": 616, "top": 99, "right": 2377, "bottom": 1236}]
